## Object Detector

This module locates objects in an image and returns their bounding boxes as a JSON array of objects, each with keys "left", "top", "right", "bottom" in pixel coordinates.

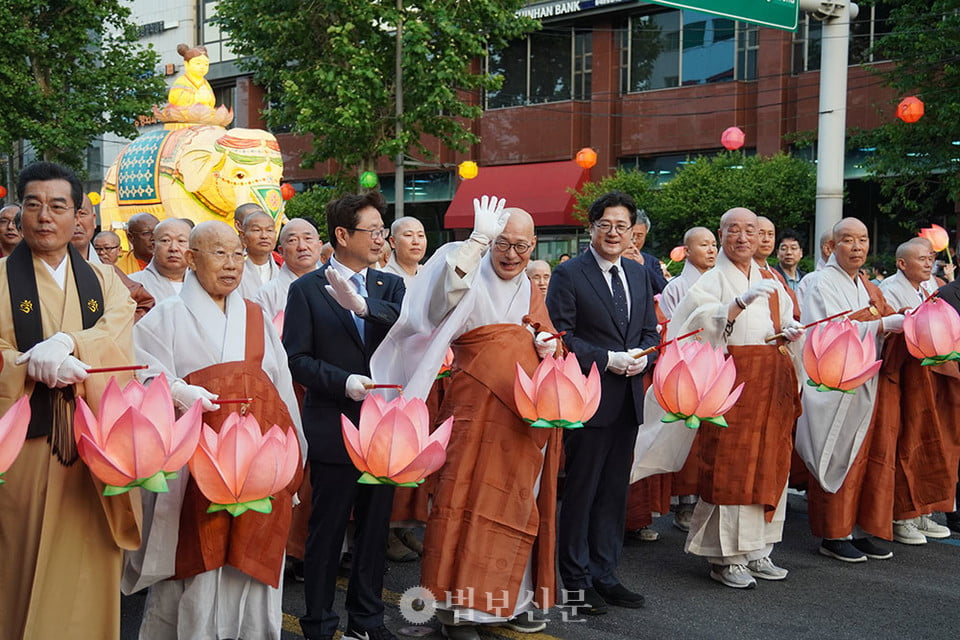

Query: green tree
[
  {"left": 0, "top": 0, "right": 165, "bottom": 168},
  {"left": 215, "top": 0, "right": 537, "bottom": 177},
  {"left": 855, "top": 0, "right": 960, "bottom": 220}
]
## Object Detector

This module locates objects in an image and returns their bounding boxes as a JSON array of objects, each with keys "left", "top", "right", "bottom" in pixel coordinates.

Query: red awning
[{"left": 444, "top": 160, "right": 589, "bottom": 229}]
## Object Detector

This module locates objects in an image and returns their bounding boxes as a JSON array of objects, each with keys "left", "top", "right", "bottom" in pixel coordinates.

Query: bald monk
[
  {"left": 129, "top": 218, "right": 192, "bottom": 302},
  {"left": 754, "top": 216, "right": 799, "bottom": 319},
  {"left": 117, "top": 212, "right": 159, "bottom": 274},
  {"left": 238, "top": 209, "right": 280, "bottom": 299}
]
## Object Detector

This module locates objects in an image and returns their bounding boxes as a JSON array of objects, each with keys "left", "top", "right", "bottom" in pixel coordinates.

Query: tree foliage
[
  {"left": 855, "top": 0, "right": 960, "bottom": 220},
  {"left": 215, "top": 0, "right": 537, "bottom": 175},
  {"left": 0, "top": 0, "right": 165, "bottom": 168}
]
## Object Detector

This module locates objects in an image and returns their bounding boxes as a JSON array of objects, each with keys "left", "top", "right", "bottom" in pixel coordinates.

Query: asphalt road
[{"left": 121, "top": 493, "right": 960, "bottom": 639}]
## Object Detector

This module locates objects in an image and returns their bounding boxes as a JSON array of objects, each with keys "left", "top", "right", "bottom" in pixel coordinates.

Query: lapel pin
[{"left": 376, "top": 280, "right": 383, "bottom": 286}]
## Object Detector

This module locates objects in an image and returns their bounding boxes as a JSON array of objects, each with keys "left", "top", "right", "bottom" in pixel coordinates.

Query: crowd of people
[{"left": 0, "top": 160, "right": 958, "bottom": 640}]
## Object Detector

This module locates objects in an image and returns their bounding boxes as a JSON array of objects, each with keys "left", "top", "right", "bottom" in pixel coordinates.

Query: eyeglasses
[
  {"left": 94, "top": 245, "right": 120, "bottom": 253},
  {"left": 22, "top": 201, "right": 74, "bottom": 216},
  {"left": 592, "top": 221, "right": 634, "bottom": 235},
  {"left": 194, "top": 249, "right": 246, "bottom": 263},
  {"left": 0, "top": 218, "right": 17, "bottom": 228},
  {"left": 345, "top": 226, "right": 389, "bottom": 240},
  {"left": 493, "top": 239, "right": 533, "bottom": 255}
]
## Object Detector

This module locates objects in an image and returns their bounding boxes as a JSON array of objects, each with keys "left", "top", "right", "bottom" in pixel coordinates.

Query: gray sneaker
[
  {"left": 915, "top": 515, "right": 951, "bottom": 539},
  {"left": 709, "top": 564, "right": 757, "bottom": 589},
  {"left": 893, "top": 519, "right": 927, "bottom": 545},
  {"left": 747, "top": 556, "right": 789, "bottom": 580}
]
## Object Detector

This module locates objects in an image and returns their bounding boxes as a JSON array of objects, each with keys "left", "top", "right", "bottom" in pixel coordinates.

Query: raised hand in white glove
[
  {"left": 15, "top": 332, "right": 75, "bottom": 388},
  {"left": 55, "top": 356, "right": 90, "bottom": 388},
  {"left": 625, "top": 349, "right": 648, "bottom": 377},
  {"left": 171, "top": 380, "right": 220, "bottom": 412},
  {"left": 781, "top": 320, "right": 806, "bottom": 342},
  {"left": 534, "top": 331, "right": 555, "bottom": 359},
  {"left": 469, "top": 195, "right": 509, "bottom": 246},
  {"left": 882, "top": 313, "right": 905, "bottom": 333},
  {"left": 325, "top": 268, "right": 368, "bottom": 317},
  {"left": 345, "top": 374, "right": 373, "bottom": 402},
  {"left": 606, "top": 351, "right": 634, "bottom": 375},
  {"left": 740, "top": 280, "right": 779, "bottom": 306}
]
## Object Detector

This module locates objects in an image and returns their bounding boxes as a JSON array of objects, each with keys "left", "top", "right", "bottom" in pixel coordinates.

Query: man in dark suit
[
  {"left": 936, "top": 277, "right": 960, "bottom": 534},
  {"left": 284, "top": 192, "right": 404, "bottom": 640},
  {"left": 546, "top": 190, "right": 661, "bottom": 614}
]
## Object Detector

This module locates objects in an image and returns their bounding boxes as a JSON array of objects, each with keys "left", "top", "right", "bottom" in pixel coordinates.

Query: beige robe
[{"left": 0, "top": 253, "right": 141, "bottom": 640}]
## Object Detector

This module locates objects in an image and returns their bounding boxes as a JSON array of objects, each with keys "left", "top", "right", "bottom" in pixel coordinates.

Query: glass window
[
  {"left": 529, "top": 30, "right": 572, "bottom": 103},
  {"left": 794, "top": 3, "right": 891, "bottom": 73},
  {"left": 487, "top": 39, "right": 528, "bottom": 109},
  {"left": 628, "top": 11, "right": 681, "bottom": 92},
  {"left": 682, "top": 12, "right": 736, "bottom": 85},
  {"left": 202, "top": 0, "right": 237, "bottom": 64},
  {"left": 574, "top": 30, "right": 592, "bottom": 100},
  {"left": 486, "top": 29, "right": 583, "bottom": 109},
  {"left": 736, "top": 21, "right": 759, "bottom": 80}
]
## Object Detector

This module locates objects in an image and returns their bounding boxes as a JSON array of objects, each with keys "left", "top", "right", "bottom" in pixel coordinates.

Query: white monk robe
[
  {"left": 250, "top": 263, "right": 303, "bottom": 332},
  {"left": 84, "top": 243, "right": 103, "bottom": 264},
  {"left": 878, "top": 270, "right": 937, "bottom": 312},
  {"left": 380, "top": 253, "right": 420, "bottom": 287},
  {"left": 130, "top": 271, "right": 304, "bottom": 640},
  {"left": 128, "top": 259, "right": 184, "bottom": 302},
  {"left": 659, "top": 260, "right": 704, "bottom": 321},
  {"left": 668, "top": 251, "right": 796, "bottom": 564},
  {"left": 795, "top": 255, "right": 886, "bottom": 493},
  {"left": 238, "top": 255, "right": 280, "bottom": 299}
]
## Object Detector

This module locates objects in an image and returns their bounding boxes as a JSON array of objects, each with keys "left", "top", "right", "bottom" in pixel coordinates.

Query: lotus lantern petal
[
  {"left": 918, "top": 223, "right": 949, "bottom": 253},
  {"left": 514, "top": 352, "right": 602, "bottom": 429},
  {"left": 653, "top": 340, "right": 744, "bottom": 429},
  {"left": 74, "top": 374, "right": 203, "bottom": 495},
  {"left": 802, "top": 319, "right": 882, "bottom": 393},
  {"left": 903, "top": 298, "right": 960, "bottom": 365},
  {"left": 0, "top": 396, "right": 32, "bottom": 485},
  {"left": 341, "top": 395, "right": 453, "bottom": 487}
]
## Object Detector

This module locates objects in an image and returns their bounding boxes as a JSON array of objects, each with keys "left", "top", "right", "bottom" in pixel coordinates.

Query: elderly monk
[
  {"left": 238, "top": 209, "right": 281, "bottom": 299},
  {"left": 796, "top": 228, "right": 834, "bottom": 302},
  {"left": 372, "top": 198, "right": 562, "bottom": 639},
  {"left": 754, "top": 216, "right": 799, "bottom": 319},
  {"left": 252, "top": 217, "right": 322, "bottom": 331},
  {"left": 660, "top": 227, "right": 717, "bottom": 320},
  {"left": 93, "top": 230, "right": 122, "bottom": 265},
  {"left": 797, "top": 218, "right": 910, "bottom": 562},
  {"left": 526, "top": 259, "right": 551, "bottom": 295},
  {"left": 132, "top": 221, "right": 304, "bottom": 640},
  {"left": 669, "top": 207, "right": 804, "bottom": 589},
  {"left": 382, "top": 216, "right": 426, "bottom": 284},
  {"left": 0, "top": 161, "right": 141, "bottom": 640},
  {"left": 0, "top": 203, "right": 22, "bottom": 257},
  {"left": 71, "top": 194, "right": 101, "bottom": 264},
  {"left": 129, "top": 218, "right": 192, "bottom": 302},
  {"left": 118, "top": 212, "right": 159, "bottom": 274}
]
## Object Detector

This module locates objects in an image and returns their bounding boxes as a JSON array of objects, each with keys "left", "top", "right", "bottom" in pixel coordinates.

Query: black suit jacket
[
  {"left": 938, "top": 278, "right": 960, "bottom": 315},
  {"left": 546, "top": 250, "right": 661, "bottom": 426},
  {"left": 283, "top": 263, "right": 404, "bottom": 464}
]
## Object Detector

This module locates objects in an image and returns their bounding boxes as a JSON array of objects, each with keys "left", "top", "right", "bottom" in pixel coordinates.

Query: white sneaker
[
  {"left": 915, "top": 515, "right": 951, "bottom": 539},
  {"left": 893, "top": 519, "right": 928, "bottom": 545},
  {"left": 709, "top": 564, "right": 757, "bottom": 589},
  {"left": 747, "top": 556, "right": 789, "bottom": 581},
  {"left": 674, "top": 507, "right": 694, "bottom": 532}
]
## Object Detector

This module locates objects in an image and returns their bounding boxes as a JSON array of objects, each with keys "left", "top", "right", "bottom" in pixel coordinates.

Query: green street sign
[{"left": 646, "top": 1, "right": 799, "bottom": 31}]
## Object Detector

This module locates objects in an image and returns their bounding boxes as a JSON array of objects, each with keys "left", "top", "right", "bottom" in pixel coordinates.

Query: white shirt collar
[
  {"left": 588, "top": 245, "right": 624, "bottom": 274},
  {"left": 329, "top": 255, "right": 368, "bottom": 282}
]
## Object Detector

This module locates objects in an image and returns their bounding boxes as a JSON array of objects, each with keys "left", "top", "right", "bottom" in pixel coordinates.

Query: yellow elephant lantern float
[{"left": 99, "top": 125, "right": 286, "bottom": 238}]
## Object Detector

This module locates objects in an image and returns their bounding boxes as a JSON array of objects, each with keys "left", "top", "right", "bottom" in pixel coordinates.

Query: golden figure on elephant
[{"left": 153, "top": 44, "right": 233, "bottom": 128}]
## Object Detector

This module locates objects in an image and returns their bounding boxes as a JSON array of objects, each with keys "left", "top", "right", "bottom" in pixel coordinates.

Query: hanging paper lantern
[
  {"left": 359, "top": 171, "right": 379, "bottom": 189},
  {"left": 74, "top": 374, "right": 204, "bottom": 495},
  {"left": 897, "top": 96, "right": 924, "bottom": 123},
  {"left": 0, "top": 186, "right": 7, "bottom": 199},
  {"left": 654, "top": 340, "right": 744, "bottom": 429},
  {"left": 802, "top": 319, "right": 882, "bottom": 393},
  {"left": 342, "top": 394, "right": 453, "bottom": 487},
  {"left": 0, "top": 396, "right": 31, "bottom": 485},
  {"left": 280, "top": 183, "right": 296, "bottom": 201},
  {"left": 721, "top": 126, "right": 745, "bottom": 150},
  {"left": 190, "top": 411, "right": 300, "bottom": 516},
  {"left": 575, "top": 147, "right": 598, "bottom": 169},
  {"left": 87, "top": 191, "right": 101, "bottom": 206},
  {"left": 669, "top": 246, "right": 686, "bottom": 262},
  {"left": 903, "top": 298, "right": 960, "bottom": 365},
  {"left": 457, "top": 161, "right": 478, "bottom": 180},
  {"left": 514, "top": 352, "right": 602, "bottom": 429},
  {"left": 918, "top": 223, "right": 949, "bottom": 253}
]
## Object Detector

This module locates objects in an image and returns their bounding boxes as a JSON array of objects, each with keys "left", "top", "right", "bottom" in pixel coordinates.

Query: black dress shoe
[
  {"left": 594, "top": 582, "right": 645, "bottom": 608},
  {"left": 563, "top": 586, "right": 608, "bottom": 615}
]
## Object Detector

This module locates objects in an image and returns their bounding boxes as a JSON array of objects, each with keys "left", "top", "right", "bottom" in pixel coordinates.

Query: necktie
[
  {"left": 609, "top": 264, "right": 628, "bottom": 331},
  {"left": 351, "top": 272, "right": 367, "bottom": 342}
]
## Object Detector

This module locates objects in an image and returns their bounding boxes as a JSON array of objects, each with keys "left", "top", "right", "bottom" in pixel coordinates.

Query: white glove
[
  {"left": 16, "top": 332, "right": 75, "bottom": 388},
  {"left": 781, "top": 320, "right": 805, "bottom": 342},
  {"left": 345, "top": 374, "right": 373, "bottom": 402},
  {"left": 325, "top": 268, "right": 368, "bottom": 317},
  {"left": 469, "top": 195, "right": 509, "bottom": 246},
  {"left": 882, "top": 313, "right": 905, "bottom": 333},
  {"left": 55, "top": 356, "right": 90, "bottom": 388},
  {"left": 606, "top": 351, "right": 633, "bottom": 375},
  {"left": 740, "top": 280, "right": 779, "bottom": 306},
  {"left": 171, "top": 380, "right": 220, "bottom": 412},
  {"left": 625, "top": 349, "right": 648, "bottom": 377},
  {"left": 534, "top": 331, "right": 555, "bottom": 359}
]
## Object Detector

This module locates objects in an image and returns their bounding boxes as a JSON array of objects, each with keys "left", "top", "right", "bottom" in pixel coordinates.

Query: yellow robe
[
  {"left": 0, "top": 253, "right": 142, "bottom": 640},
  {"left": 116, "top": 250, "right": 147, "bottom": 275}
]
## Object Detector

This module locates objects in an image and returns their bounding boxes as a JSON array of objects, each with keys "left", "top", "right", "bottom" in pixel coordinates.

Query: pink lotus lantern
[
  {"left": 918, "top": 223, "right": 949, "bottom": 253},
  {"left": 903, "top": 297, "right": 960, "bottom": 365},
  {"left": 272, "top": 310, "right": 285, "bottom": 337},
  {"left": 436, "top": 347, "right": 455, "bottom": 379},
  {"left": 514, "top": 352, "right": 601, "bottom": 429},
  {"left": 654, "top": 340, "right": 744, "bottom": 428},
  {"left": 803, "top": 319, "right": 882, "bottom": 393},
  {"left": 189, "top": 412, "right": 300, "bottom": 515},
  {"left": 0, "top": 396, "right": 31, "bottom": 485},
  {"left": 721, "top": 126, "right": 745, "bottom": 150},
  {"left": 75, "top": 374, "right": 203, "bottom": 495},
  {"left": 342, "top": 394, "right": 453, "bottom": 487},
  {"left": 669, "top": 246, "right": 686, "bottom": 262}
]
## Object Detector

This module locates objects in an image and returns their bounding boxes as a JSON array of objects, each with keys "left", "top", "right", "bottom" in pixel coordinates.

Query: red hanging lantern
[
  {"left": 0, "top": 186, "right": 7, "bottom": 198},
  {"left": 280, "top": 183, "right": 296, "bottom": 200},
  {"left": 575, "top": 147, "right": 597, "bottom": 169},
  {"left": 897, "top": 96, "right": 924, "bottom": 123},
  {"left": 721, "top": 126, "right": 745, "bottom": 151}
]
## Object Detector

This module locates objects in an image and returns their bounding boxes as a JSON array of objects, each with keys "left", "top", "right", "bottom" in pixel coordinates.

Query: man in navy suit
[
  {"left": 546, "top": 190, "right": 661, "bottom": 614},
  {"left": 284, "top": 192, "right": 405, "bottom": 640}
]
